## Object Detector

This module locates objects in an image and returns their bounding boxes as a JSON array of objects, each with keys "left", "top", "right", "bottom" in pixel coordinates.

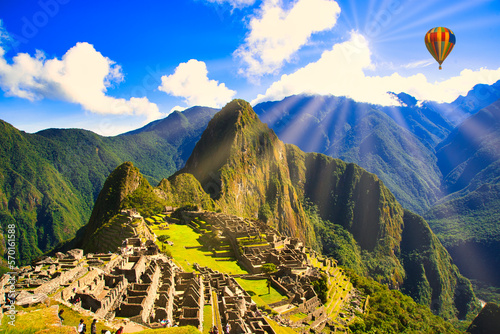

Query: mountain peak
[
  {"left": 387, "top": 91, "right": 418, "bottom": 107},
  {"left": 208, "top": 99, "right": 259, "bottom": 131},
  {"left": 177, "top": 99, "right": 277, "bottom": 198},
  {"left": 82, "top": 161, "right": 148, "bottom": 250},
  {"left": 122, "top": 105, "right": 218, "bottom": 139}
]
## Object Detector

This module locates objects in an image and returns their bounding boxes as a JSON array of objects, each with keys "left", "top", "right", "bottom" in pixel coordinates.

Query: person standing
[
  {"left": 77, "top": 319, "right": 86, "bottom": 333},
  {"left": 58, "top": 309, "right": 64, "bottom": 325},
  {"left": 91, "top": 319, "right": 97, "bottom": 334}
]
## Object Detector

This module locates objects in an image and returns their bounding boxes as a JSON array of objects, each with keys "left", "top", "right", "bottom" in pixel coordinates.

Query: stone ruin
[
  {"left": 197, "top": 265, "right": 275, "bottom": 334},
  {"left": 183, "top": 211, "right": 308, "bottom": 275},
  {"left": 0, "top": 209, "right": 354, "bottom": 333}
]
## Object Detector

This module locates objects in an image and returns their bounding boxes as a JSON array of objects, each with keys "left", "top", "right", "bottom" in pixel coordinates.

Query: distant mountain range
[
  {"left": 252, "top": 82, "right": 500, "bottom": 288},
  {"left": 426, "top": 100, "right": 500, "bottom": 285},
  {"left": 252, "top": 80, "right": 500, "bottom": 214}
]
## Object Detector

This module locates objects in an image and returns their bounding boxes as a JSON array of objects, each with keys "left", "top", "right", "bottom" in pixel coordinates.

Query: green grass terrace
[{"left": 152, "top": 223, "right": 247, "bottom": 275}]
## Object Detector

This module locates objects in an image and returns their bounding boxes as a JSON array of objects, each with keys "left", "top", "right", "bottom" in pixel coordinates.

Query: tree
[
  {"left": 157, "top": 235, "right": 170, "bottom": 243},
  {"left": 262, "top": 263, "right": 277, "bottom": 274},
  {"left": 262, "top": 263, "right": 277, "bottom": 294},
  {"left": 312, "top": 273, "right": 328, "bottom": 304}
]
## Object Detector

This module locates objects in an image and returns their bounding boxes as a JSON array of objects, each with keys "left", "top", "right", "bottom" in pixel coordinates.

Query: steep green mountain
[
  {"left": 167, "top": 99, "right": 478, "bottom": 319},
  {"left": 426, "top": 100, "right": 500, "bottom": 286},
  {"left": 0, "top": 106, "right": 217, "bottom": 265},
  {"left": 253, "top": 94, "right": 447, "bottom": 214},
  {"left": 348, "top": 270, "right": 463, "bottom": 333},
  {"left": 175, "top": 99, "right": 313, "bottom": 244},
  {"left": 435, "top": 100, "right": 500, "bottom": 194},
  {"left": 0, "top": 120, "right": 88, "bottom": 263},
  {"left": 80, "top": 161, "right": 173, "bottom": 253},
  {"left": 325, "top": 110, "right": 442, "bottom": 213},
  {"left": 78, "top": 162, "right": 214, "bottom": 253},
  {"left": 252, "top": 82, "right": 500, "bottom": 215}
]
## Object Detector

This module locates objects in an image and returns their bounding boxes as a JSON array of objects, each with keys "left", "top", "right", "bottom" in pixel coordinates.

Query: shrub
[{"left": 158, "top": 235, "right": 170, "bottom": 243}]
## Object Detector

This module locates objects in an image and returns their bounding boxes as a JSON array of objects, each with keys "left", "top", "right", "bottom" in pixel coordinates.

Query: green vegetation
[
  {"left": 262, "top": 263, "right": 277, "bottom": 294},
  {"left": 158, "top": 235, "right": 171, "bottom": 243},
  {"left": 235, "top": 278, "right": 287, "bottom": 307},
  {"left": 261, "top": 263, "right": 277, "bottom": 275},
  {"left": 153, "top": 224, "right": 246, "bottom": 274},
  {"left": 159, "top": 173, "right": 216, "bottom": 211},
  {"left": 308, "top": 256, "right": 353, "bottom": 322},
  {"left": 0, "top": 107, "right": 217, "bottom": 267},
  {"left": 79, "top": 162, "right": 157, "bottom": 253},
  {"left": 401, "top": 210, "right": 479, "bottom": 320},
  {"left": 84, "top": 213, "right": 136, "bottom": 253},
  {"left": 347, "top": 270, "right": 462, "bottom": 333},
  {"left": 425, "top": 185, "right": 500, "bottom": 286},
  {"left": 2, "top": 301, "right": 201, "bottom": 333},
  {"left": 308, "top": 203, "right": 364, "bottom": 273},
  {"left": 266, "top": 317, "right": 297, "bottom": 334},
  {"left": 56, "top": 303, "right": 114, "bottom": 333},
  {"left": 288, "top": 312, "right": 308, "bottom": 322},
  {"left": 202, "top": 305, "right": 212, "bottom": 334},
  {"left": 471, "top": 279, "right": 500, "bottom": 304},
  {"left": 311, "top": 273, "right": 328, "bottom": 304},
  {"left": 426, "top": 101, "right": 500, "bottom": 287},
  {"left": 121, "top": 180, "right": 167, "bottom": 218}
]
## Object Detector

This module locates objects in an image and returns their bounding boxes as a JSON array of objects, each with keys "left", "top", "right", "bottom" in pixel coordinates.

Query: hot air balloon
[{"left": 425, "top": 27, "right": 456, "bottom": 70}]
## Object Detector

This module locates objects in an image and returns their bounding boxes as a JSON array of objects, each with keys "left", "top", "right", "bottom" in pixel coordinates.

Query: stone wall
[
  {"left": 59, "top": 269, "right": 101, "bottom": 301},
  {"left": 140, "top": 262, "right": 161, "bottom": 323},
  {"left": 101, "top": 254, "right": 124, "bottom": 274},
  {"left": 117, "top": 255, "right": 147, "bottom": 283},
  {"left": 285, "top": 295, "right": 321, "bottom": 317},
  {"left": 270, "top": 277, "right": 291, "bottom": 298},
  {"left": 115, "top": 262, "right": 160, "bottom": 323},
  {"left": 35, "top": 263, "right": 87, "bottom": 296},
  {"left": 95, "top": 276, "right": 128, "bottom": 318}
]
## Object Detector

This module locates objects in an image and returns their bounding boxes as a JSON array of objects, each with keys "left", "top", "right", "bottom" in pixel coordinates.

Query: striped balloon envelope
[{"left": 425, "top": 27, "right": 456, "bottom": 70}]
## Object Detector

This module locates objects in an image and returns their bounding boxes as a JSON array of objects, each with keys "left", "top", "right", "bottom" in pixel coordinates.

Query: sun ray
[{"left": 387, "top": 0, "right": 489, "bottom": 37}]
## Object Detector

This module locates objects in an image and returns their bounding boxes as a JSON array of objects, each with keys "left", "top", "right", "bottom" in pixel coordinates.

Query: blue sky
[{"left": 0, "top": 0, "right": 499, "bottom": 135}]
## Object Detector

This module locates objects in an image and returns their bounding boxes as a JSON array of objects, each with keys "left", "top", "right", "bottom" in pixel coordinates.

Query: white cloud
[
  {"left": 158, "top": 59, "right": 236, "bottom": 108},
  {"left": 402, "top": 59, "right": 435, "bottom": 69},
  {"left": 203, "top": 0, "right": 256, "bottom": 8},
  {"left": 0, "top": 40, "right": 161, "bottom": 121},
  {"left": 252, "top": 32, "right": 500, "bottom": 106},
  {"left": 235, "top": 0, "right": 341, "bottom": 79},
  {"left": 170, "top": 105, "right": 187, "bottom": 113}
]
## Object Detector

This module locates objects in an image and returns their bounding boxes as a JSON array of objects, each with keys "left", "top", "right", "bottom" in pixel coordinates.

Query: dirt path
[{"left": 120, "top": 322, "right": 148, "bottom": 333}]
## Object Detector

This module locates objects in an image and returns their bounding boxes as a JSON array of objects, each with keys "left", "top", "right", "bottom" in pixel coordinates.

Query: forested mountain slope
[{"left": 0, "top": 106, "right": 217, "bottom": 265}]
